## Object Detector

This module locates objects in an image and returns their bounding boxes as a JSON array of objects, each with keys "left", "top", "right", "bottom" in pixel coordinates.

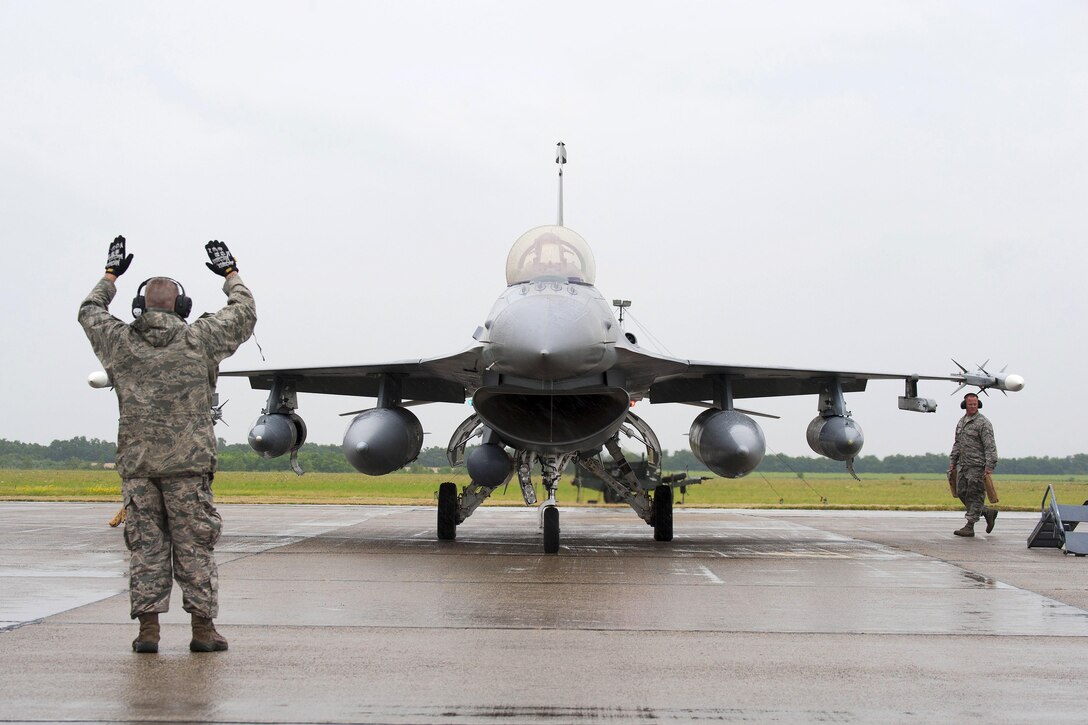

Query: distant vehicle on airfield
[{"left": 570, "top": 456, "right": 710, "bottom": 505}]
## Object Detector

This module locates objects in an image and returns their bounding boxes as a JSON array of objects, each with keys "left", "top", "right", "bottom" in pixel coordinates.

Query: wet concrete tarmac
[{"left": 1, "top": 502, "right": 1086, "bottom": 723}]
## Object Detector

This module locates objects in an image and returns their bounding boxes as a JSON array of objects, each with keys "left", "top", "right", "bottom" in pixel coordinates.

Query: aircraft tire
[
  {"left": 437, "top": 481, "right": 458, "bottom": 540},
  {"left": 653, "top": 484, "right": 673, "bottom": 542},
  {"left": 543, "top": 505, "right": 560, "bottom": 554}
]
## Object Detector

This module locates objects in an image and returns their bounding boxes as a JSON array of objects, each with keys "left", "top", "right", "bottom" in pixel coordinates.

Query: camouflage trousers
[
  {"left": 956, "top": 466, "right": 992, "bottom": 524},
  {"left": 121, "top": 475, "right": 222, "bottom": 619}
]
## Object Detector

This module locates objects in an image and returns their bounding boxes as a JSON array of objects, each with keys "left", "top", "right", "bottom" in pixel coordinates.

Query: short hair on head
[
  {"left": 964, "top": 392, "right": 980, "bottom": 401},
  {"left": 144, "top": 277, "right": 180, "bottom": 311}
]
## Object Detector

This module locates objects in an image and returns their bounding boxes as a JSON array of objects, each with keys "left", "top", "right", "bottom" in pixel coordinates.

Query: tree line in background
[{"left": 4, "top": 437, "right": 1088, "bottom": 475}]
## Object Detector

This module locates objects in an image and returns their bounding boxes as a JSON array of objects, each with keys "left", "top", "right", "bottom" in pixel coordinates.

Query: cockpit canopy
[{"left": 505, "top": 225, "right": 597, "bottom": 286}]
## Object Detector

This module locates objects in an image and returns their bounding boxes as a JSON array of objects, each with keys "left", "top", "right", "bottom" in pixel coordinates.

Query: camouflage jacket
[
  {"left": 78, "top": 275, "right": 256, "bottom": 478},
  {"left": 950, "top": 412, "right": 998, "bottom": 472}
]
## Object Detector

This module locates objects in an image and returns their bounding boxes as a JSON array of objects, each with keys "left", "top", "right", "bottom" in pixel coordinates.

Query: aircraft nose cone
[
  {"left": 484, "top": 294, "right": 615, "bottom": 380},
  {"left": 513, "top": 327, "right": 597, "bottom": 379}
]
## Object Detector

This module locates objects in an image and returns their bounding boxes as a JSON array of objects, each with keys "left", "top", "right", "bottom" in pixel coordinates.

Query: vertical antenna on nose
[{"left": 555, "top": 141, "right": 566, "bottom": 226}]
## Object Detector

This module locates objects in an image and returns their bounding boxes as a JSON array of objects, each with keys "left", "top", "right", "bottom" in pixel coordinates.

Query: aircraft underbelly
[{"left": 472, "top": 386, "right": 630, "bottom": 454}]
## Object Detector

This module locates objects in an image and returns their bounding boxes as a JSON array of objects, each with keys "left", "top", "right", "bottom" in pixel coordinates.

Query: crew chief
[{"left": 79, "top": 236, "right": 256, "bottom": 652}]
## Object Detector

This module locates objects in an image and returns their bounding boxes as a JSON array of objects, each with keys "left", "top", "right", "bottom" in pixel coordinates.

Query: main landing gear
[
  {"left": 434, "top": 459, "right": 566, "bottom": 553},
  {"left": 653, "top": 484, "right": 673, "bottom": 542},
  {"left": 436, "top": 412, "right": 675, "bottom": 553},
  {"left": 437, "top": 481, "right": 458, "bottom": 540},
  {"left": 435, "top": 463, "right": 674, "bottom": 553}
]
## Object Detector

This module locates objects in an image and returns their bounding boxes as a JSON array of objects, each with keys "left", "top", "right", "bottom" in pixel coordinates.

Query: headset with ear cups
[
  {"left": 132, "top": 277, "right": 192, "bottom": 319},
  {"left": 960, "top": 393, "right": 982, "bottom": 410}
]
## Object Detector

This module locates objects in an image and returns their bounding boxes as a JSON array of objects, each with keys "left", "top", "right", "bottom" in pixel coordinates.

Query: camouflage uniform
[
  {"left": 78, "top": 275, "right": 256, "bottom": 618},
  {"left": 949, "top": 411, "right": 997, "bottom": 524}
]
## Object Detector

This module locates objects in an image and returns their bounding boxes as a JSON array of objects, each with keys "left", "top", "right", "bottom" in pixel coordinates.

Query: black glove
[
  {"left": 205, "top": 240, "right": 239, "bottom": 276},
  {"left": 105, "top": 235, "right": 133, "bottom": 277}
]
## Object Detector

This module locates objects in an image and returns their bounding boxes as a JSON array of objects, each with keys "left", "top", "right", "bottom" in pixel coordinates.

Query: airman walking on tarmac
[{"left": 949, "top": 392, "right": 998, "bottom": 538}]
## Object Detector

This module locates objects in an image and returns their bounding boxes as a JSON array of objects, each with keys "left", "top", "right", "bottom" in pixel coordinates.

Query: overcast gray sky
[{"left": 2, "top": 1, "right": 1084, "bottom": 461}]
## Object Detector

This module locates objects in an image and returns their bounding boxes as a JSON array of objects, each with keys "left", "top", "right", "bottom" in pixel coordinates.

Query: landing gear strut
[{"left": 536, "top": 453, "right": 572, "bottom": 555}]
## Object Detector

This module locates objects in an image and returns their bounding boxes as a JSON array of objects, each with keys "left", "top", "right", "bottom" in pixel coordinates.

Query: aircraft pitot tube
[
  {"left": 342, "top": 407, "right": 424, "bottom": 476},
  {"left": 688, "top": 409, "right": 766, "bottom": 478},
  {"left": 248, "top": 413, "right": 307, "bottom": 459}
]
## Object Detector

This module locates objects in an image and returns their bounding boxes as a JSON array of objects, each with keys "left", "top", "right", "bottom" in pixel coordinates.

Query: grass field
[{"left": 1, "top": 469, "right": 1085, "bottom": 511}]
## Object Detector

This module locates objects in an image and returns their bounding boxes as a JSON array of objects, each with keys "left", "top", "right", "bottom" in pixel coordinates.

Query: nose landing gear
[{"left": 535, "top": 453, "right": 570, "bottom": 555}]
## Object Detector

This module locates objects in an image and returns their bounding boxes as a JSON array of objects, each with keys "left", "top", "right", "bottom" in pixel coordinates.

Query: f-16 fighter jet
[{"left": 223, "top": 143, "right": 1024, "bottom": 553}]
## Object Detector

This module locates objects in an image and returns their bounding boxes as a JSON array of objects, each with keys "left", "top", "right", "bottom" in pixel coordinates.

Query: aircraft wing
[
  {"left": 225, "top": 340, "right": 1018, "bottom": 406},
  {"left": 647, "top": 360, "right": 955, "bottom": 403},
  {"left": 613, "top": 346, "right": 987, "bottom": 404},
  {"left": 221, "top": 346, "right": 485, "bottom": 404}
]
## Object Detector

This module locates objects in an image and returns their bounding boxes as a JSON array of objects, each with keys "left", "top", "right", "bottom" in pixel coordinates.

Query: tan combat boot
[
  {"left": 954, "top": 521, "right": 975, "bottom": 537},
  {"left": 132, "top": 613, "right": 159, "bottom": 653},
  {"left": 190, "top": 615, "right": 229, "bottom": 652}
]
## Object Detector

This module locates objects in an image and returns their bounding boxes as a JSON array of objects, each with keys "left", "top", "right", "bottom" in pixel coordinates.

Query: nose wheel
[{"left": 542, "top": 505, "right": 560, "bottom": 554}]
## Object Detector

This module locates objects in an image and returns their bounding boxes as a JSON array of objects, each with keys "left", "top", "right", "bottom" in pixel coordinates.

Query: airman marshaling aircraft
[{"left": 195, "top": 144, "right": 1026, "bottom": 553}]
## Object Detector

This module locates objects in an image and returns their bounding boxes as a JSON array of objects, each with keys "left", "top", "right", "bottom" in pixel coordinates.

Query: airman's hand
[
  {"left": 105, "top": 235, "right": 133, "bottom": 277},
  {"left": 205, "top": 240, "right": 239, "bottom": 277}
]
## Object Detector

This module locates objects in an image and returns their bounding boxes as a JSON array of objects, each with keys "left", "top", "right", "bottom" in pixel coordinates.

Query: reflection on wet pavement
[{"left": 4, "top": 504, "right": 1087, "bottom": 638}]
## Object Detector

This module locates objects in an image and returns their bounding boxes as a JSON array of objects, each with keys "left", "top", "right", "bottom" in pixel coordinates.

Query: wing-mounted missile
[
  {"left": 247, "top": 376, "right": 307, "bottom": 475},
  {"left": 950, "top": 359, "right": 1025, "bottom": 395},
  {"left": 341, "top": 374, "right": 424, "bottom": 476},
  {"left": 211, "top": 394, "right": 229, "bottom": 425}
]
